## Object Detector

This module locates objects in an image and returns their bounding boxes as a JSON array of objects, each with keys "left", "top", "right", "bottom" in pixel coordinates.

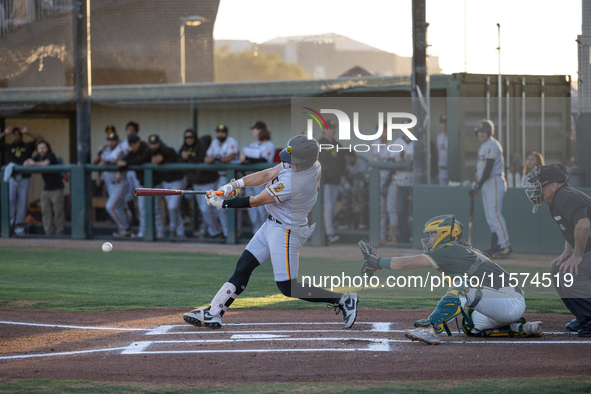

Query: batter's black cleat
[
  {"left": 578, "top": 322, "right": 591, "bottom": 337},
  {"left": 566, "top": 318, "right": 587, "bottom": 332},
  {"left": 183, "top": 307, "right": 222, "bottom": 329},
  {"left": 335, "top": 292, "right": 358, "bottom": 329},
  {"left": 358, "top": 240, "right": 381, "bottom": 278}
]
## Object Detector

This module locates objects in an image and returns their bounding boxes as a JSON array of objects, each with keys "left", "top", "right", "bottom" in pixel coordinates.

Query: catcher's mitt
[{"left": 358, "top": 239, "right": 381, "bottom": 278}]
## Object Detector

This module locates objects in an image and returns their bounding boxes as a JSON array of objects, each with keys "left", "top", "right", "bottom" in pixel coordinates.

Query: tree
[{"left": 214, "top": 47, "right": 309, "bottom": 82}]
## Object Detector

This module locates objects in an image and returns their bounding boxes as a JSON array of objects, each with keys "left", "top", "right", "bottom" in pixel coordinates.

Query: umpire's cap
[
  {"left": 537, "top": 164, "right": 567, "bottom": 185},
  {"left": 474, "top": 119, "right": 494, "bottom": 137},
  {"left": 279, "top": 135, "right": 319, "bottom": 172}
]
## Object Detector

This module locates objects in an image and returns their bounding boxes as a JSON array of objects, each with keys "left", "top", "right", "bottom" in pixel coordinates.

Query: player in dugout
[{"left": 358, "top": 214, "right": 542, "bottom": 344}]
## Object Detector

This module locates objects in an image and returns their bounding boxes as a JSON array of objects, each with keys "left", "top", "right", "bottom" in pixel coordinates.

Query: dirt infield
[{"left": 1, "top": 307, "right": 590, "bottom": 386}]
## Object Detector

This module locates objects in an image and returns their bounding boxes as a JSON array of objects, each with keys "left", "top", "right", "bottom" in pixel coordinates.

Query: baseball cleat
[
  {"left": 336, "top": 292, "right": 358, "bottom": 329},
  {"left": 491, "top": 247, "right": 512, "bottom": 259},
  {"left": 521, "top": 321, "right": 543, "bottom": 337},
  {"left": 577, "top": 322, "right": 591, "bottom": 337},
  {"left": 566, "top": 318, "right": 586, "bottom": 332},
  {"left": 358, "top": 240, "right": 381, "bottom": 278},
  {"left": 183, "top": 307, "right": 222, "bottom": 329},
  {"left": 405, "top": 326, "right": 441, "bottom": 345}
]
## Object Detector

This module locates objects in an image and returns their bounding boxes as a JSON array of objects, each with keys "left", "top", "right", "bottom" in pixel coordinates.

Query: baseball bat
[
  {"left": 134, "top": 188, "right": 236, "bottom": 197},
  {"left": 468, "top": 193, "right": 475, "bottom": 244}
]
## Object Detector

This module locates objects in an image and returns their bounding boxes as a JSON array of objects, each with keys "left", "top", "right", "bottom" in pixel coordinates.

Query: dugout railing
[
  {"left": 2, "top": 161, "right": 411, "bottom": 246},
  {"left": 1, "top": 162, "right": 276, "bottom": 243}
]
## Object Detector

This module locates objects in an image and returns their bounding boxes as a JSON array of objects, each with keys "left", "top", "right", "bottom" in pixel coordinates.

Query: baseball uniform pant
[
  {"left": 380, "top": 182, "right": 397, "bottom": 240},
  {"left": 104, "top": 175, "right": 129, "bottom": 232},
  {"left": 129, "top": 174, "right": 146, "bottom": 238},
  {"left": 439, "top": 168, "right": 448, "bottom": 186},
  {"left": 464, "top": 286, "right": 525, "bottom": 333},
  {"left": 245, "top": 220, "right": 314, "bottom": 282},
  {"left": 323, "top": 183, "right": 340, "bottom": 237},
  {"left": 396, "top": 186, "right": 412, "bottom": 243},
  {"left": 161, "top": 179, "right": 185, "bottom": 237},
  {"left": 40, "top": 188, "right": 65, "bottom": 235},
  {"left": 193, "top": 182, "right": 223, "bottom": 237},
  {"left": 9, "top": 176, "right": 30, "bottom": 226},
  {"left": 246, "top": 185, "right": 266, "bottom": 234},
  {"left": 124, "top": 170, "right": 136, "bottom": 203},
  {"left": 551, "top": 253, "right": 591, "bottom": 323},
  {"left": 215, "top": 176, "right": 229, "bottom": 237},
  {"left": 481, "top": 176, "right": 510, "bottom": 249}
]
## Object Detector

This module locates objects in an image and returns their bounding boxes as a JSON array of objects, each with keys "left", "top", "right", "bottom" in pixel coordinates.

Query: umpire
[{"left": 525, "top": 164, "right": 591, "bottom": 337}]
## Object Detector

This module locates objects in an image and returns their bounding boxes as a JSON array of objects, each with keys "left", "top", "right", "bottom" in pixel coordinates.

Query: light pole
[{"left": 180, "top": 15, "right": 205, "bottom": 84}]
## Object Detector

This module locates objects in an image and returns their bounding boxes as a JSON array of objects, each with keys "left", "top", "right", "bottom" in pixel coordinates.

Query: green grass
[
  {"left": 2, "top": 377, "right": 591, "bottom": 393},
  {"left": 0, "top": 246, "right": 570, "bottom": 314}
]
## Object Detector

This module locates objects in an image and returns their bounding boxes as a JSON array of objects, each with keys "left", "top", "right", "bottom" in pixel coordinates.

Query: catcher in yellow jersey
[{"left": 359, "top": 214, "right": 542, "bottom": 344}]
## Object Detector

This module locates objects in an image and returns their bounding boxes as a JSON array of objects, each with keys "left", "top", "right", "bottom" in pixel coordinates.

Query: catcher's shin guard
[
  {"left": 358, "top": 240, "right": 381, "bottom": 278},
  {"left": 209, "top": 282, "right": 238, "bottom": 316},
  {"left": 415, "top": 289, "right": 465, "bottom": 336}
]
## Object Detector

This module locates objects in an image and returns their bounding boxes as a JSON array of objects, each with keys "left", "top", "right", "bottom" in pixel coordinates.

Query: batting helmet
[
  {"left": 279, "top": 135, "right": 319, "bottom": 172},
  {"left": 474, "top": 119, "right": 494, "bottom": 137},
  {"left": 422, "top": 214, "right": 463, "bottom": 252}
]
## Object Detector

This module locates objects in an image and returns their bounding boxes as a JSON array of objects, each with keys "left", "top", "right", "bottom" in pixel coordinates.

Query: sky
[{"left": 214, "top": 0, "right": 581, "bottom": 79}]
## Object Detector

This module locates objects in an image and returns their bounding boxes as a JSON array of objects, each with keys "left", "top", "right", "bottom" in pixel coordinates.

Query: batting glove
[
  {"left": 206, "top": 190, "right": 224, "bottom": 209},
  {"left": 218, "top": 178, "right": 244, "bottom": 198}
]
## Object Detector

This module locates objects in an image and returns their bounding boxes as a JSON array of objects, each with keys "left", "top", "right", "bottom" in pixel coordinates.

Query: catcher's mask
[
  {"left": 279, "top": 135, "right": 319, "bottom": 172},
  {"left": 474, "top": 119, "right": 494, "bottom": 137},
  {"left": 524, "top": 164, "right": 567, "bottom": 213},
  {"left": 422, "top": 214, "right": 463, "bottom": 253}
]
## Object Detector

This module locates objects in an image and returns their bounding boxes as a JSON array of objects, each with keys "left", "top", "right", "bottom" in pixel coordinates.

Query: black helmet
[
  {"left": 474, "top": 119, "right": 494, "bottom": 137},
  {"left": 279, "top": 135, "right": 319, "bottom": 172}
]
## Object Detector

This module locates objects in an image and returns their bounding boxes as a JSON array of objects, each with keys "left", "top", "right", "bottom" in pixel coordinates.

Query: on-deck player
[
  {"left": 469, "top": 119, "right": 512, "bottom": 259},
  {"left": 183, "top": 135, "right": 359, "bottom": 329}
]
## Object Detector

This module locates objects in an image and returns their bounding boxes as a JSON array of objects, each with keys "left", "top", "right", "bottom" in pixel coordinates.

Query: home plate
[{"left": 231, "top": 334, "right": 292, "bottom": 339}]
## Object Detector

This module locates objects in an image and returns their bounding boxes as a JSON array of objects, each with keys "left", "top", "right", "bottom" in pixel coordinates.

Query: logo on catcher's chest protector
[{"left": 274, "top": 183, "right": 284, "bottom": 192}]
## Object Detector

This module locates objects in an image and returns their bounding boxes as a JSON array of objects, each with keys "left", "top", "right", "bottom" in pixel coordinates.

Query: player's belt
[
  {"left": 439, "top": 166, "right": 448, "bottom": 170},
  {"left": 267, "top": 214, "right": 283, "bottom": 225}
]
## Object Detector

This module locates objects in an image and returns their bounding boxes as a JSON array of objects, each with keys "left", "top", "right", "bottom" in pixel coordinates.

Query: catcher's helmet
[
  {"left": 279, "top": 135, "right": 319, "bottom": 172},
  {"left": 524, "top": 164, "right": 567, "bottom": 213},
  {"left": 474, "top": 119, "right": 494, "bottom": 137},
  {"left": 422, "top": 214, "right": 463, "bottom": 253}
]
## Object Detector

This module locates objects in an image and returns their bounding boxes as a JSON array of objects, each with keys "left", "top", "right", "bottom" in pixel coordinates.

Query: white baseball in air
[{"left": 102, "top": 242, "right": 113, "bottom": 253}]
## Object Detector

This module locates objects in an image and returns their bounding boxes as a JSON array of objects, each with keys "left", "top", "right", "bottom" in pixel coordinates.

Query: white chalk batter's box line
[
  {"left": 0, "top": 320, "right": 579, "bottom": 336},
  {"left": 145, "top": 322, "right": 578, "bottom": 336},
  {"left": 0, "top": 320, "right": 589, "bottom": 361}
]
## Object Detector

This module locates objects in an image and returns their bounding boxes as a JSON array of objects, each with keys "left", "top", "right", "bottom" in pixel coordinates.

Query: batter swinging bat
[
  {"left": 468, "top": 192, "right": 475, "bottom": 244},
  {"left": 134, "top": 188, "right": 237, "bottom": 197}
]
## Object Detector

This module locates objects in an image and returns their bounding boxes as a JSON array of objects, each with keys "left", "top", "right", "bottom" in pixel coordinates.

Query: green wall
[{"left": 411, "top": 185, "right": 591, "bottom": 255}]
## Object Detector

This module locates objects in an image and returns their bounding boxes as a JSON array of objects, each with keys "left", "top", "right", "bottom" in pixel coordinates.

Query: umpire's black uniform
[{"left": 548, "top": 182, "right": 591, "bottom": 335}]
